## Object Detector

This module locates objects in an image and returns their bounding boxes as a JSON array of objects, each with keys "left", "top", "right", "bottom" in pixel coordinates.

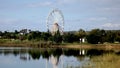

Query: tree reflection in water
[{"left": 0, "top": 47, "right": 120, "bottom": 68}]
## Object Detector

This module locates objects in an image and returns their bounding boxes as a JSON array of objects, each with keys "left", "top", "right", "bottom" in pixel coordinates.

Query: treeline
[
  {"left": 0, "top": 29, "right": 120, "bottom": 44},
  {"left": 86, "top": 29, "right": 120, "bottom": 44}
]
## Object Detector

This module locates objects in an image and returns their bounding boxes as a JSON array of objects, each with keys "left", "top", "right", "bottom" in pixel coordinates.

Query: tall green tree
[
  {"left": 52, "top": 30, "right": 62, "bottom": 44},
  {"left": 27, "top": 31, "right": 41, "bottom": 41},
  {"left": 106, "top": 31, "right": 116, "bottom": 43},
  {"left": 99, "top": 30, "right": 107, "bottom": 43},
  {"left": 115, "top": 31, "right": 120, "bottom": 42},
  {"left": 86, "top": 29, "right": 101, "bottom": 44},
  {"left": 63, "top": 32, "right": 78, "bottom": 43},
  {"left": 41, "top": 32, "right": 51, "bottom": 41},
  {"left": 76, "top": 29, "right": 86, "bottom": 38}
]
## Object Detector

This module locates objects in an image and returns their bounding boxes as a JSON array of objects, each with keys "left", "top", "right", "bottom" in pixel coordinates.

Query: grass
[
  {"left": 60, "top": 42, "right": 120, "bottom": 68},
  {"left": 91, "top": 53, "right": 120, "bottom": 68},
  {"left": 65, "top": 53, "right": 120, "bottom": 68},
  {"left": 0, "top": 39, "right": 53, "bottom": 47}
]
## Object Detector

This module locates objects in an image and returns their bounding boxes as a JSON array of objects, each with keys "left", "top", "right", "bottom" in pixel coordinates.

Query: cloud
[
  {"left": 102, "top": 23, "right": 120, "bottom": 28},
  {"left": 88, "top": 17, "right": 108, "bottom": 21},
  {"left": 66, "top": 19, "right": 81, "bottom": 22},
  {"left": 0, "top": 18, "right": 18, "bottom": 24},
  {"left": 57, "top": 0, "right": 78, "bottom": 5},
  {"left": 97, "top": 7, "right": 120, "bottom": 15},
  {"left": 27, "top": 1, "right": 53, "bottom": 8},
  {"left": 27, "top": 0, "right": 79, "bottom": 8}
]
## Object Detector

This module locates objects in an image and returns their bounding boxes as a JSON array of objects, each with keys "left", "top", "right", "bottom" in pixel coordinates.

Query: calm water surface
[{"left": 0, "top": 47, "right": 120, "bottom": 68}]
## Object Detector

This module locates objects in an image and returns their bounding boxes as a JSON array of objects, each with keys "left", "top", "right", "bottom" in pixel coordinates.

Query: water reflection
[{"left": 0, "top": 47, "right": 120, "bottom": 68}]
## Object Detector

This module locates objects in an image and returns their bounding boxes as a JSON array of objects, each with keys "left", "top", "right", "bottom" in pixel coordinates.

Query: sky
[{"left": 0, "top": 0, "right": 120, "bottom": 32}]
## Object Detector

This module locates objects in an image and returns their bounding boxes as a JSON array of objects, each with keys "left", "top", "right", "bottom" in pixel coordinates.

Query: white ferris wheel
[{"left": 46, "top": 8, "right": 64, "bottom": 35}]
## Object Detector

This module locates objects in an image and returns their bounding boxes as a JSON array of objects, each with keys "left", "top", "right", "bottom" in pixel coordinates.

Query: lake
[{"left": 0, "top": 47, "right": 120, "bottom": 68}]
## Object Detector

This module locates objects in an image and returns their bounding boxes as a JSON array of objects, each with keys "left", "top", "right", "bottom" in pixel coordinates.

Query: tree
[
  {"left": 86, "top": 29, "right": 101, "bottom": 44},
  {"left": 99, "top": 29, "right": 107, "bottom": 43},
  {"left": 52, "top": 30, "right": 62, "bottom": 44},
  {"left": 115, "top": 31, "right": 120, "bottom": 42},
  {"left": 106, "top": 31, "right": 116, "bottom": 43},
  {"left": 86, "top": 29, "right": 108, "bottom": 44},
  {"left": 41, "top": 32, "right": 51, "bottom": 41},
  {"left": 63, "top": 32, "right": 78, "bottom": 43},
  {"left": 27, "top": 31, "right": 41, "bottom": 41},
  {"left": 76, "top": 29, "right": 86, "bottom": 38},
  {"left": 14, "top": 30, "right": 19, "bottom": 34},
  {"left": 0, "top": 31, "right": 3, "bottom": 38}
]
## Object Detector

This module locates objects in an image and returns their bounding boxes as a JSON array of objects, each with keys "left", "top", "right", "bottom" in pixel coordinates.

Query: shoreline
[{"left": 0, "top": 43, "right": 120, "bottom": 50}]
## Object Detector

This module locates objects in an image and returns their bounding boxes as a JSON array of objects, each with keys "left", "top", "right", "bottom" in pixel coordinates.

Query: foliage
[
  {"left": 76, "top": 29, "right": 86, "bottom": 38},
  {"left": 87, "top": 29, "right": 99, "bottom": 44},
  {"left": 0, "top": 29, "right": 120, "bottom": 44},
  {"left": 106, "top": 31, "right": 116, "bottom": 43},
  {"left": 63, "top": 33, "right": 78, "bottom": 43},
  {"left": 115, "top": 31, "right": 120, "bottom": 42},
  {"left": 52, "top": 30, "right": 63, "bottom": 44},
  {"left": 27, "top": 31, "right": 41, "bottom": 40}
]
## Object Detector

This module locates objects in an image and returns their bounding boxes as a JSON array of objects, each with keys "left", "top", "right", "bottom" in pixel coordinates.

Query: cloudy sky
[{"left": 0, "top": 0, "right": 120, "bottom": 31}]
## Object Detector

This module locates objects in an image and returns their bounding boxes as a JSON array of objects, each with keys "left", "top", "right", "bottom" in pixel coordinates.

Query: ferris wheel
[{"left": 46, "top": 8, "right": 64, "bottom": 35}]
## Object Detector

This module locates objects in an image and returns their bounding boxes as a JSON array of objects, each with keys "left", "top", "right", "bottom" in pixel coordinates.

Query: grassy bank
[
  {"left": 0, "top": 39, "right": 120, "bottom": 49},
  {"left": 0, "top": 39, "right": 53, "bottom": 47}
]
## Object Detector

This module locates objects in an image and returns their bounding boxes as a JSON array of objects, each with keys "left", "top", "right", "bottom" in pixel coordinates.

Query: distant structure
[
  {"left": 79, "top": 38, "right": 85, "bottom": 43},
  {"left": 19, "top": 29, "right": 28, "bottom": 35},
  {"left": 46, "top": 8, "right": 64, "bottom": 35},
  {"left": 51, "top": 22, "right": 59, "bottom": 35}
]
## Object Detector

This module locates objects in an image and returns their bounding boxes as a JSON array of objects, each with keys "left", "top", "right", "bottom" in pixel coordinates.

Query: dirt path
[
  {"left": 52, "top": 44, "right": 120, "bottom": 50},
  {"left": 0, "top": 43, "right": 120, "bottom": 50}
]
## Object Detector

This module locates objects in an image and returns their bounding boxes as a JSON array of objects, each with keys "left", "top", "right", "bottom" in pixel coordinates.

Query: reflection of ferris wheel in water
[{"left": 46, "top": 8, "right": 64, "bottom": 35}]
